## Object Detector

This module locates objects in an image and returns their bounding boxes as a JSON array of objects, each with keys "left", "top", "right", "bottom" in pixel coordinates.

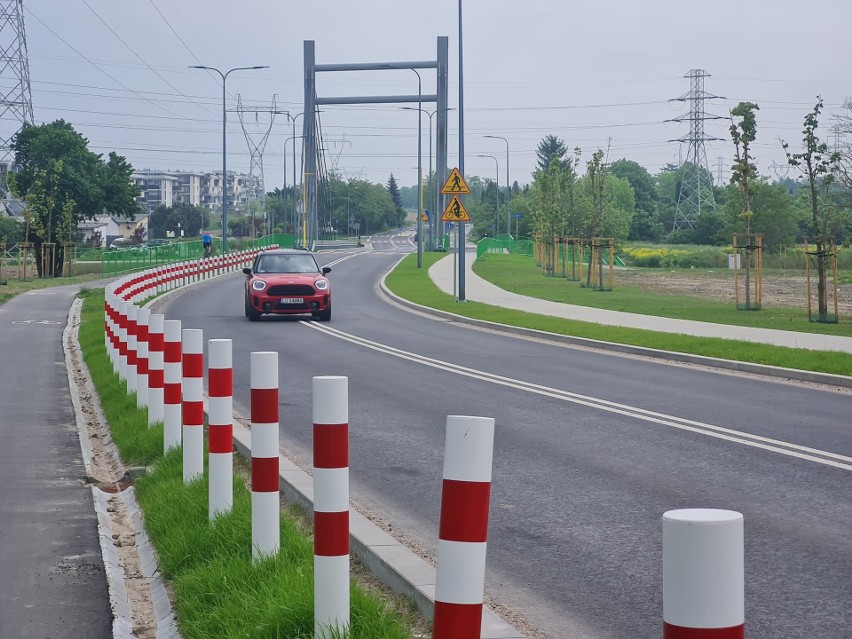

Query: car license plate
[{"left": 280, "top": 297, "right": 303, "bottom": 304}]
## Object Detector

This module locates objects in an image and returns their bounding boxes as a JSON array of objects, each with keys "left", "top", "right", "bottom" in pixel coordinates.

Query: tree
[
  {"left": 730, "top": 101, "right": 760, "bottom": 308},
  {"left": 0, "top": 215, "right": 24, "bottom": 246},
  {"left": 9, "top": 120, "right": 140, "bottom": 276},
  {"left": 535, "top": 135, "right": 569, "bottom": 171},
  {"left": 149, "top": 202, "right": 207, "bottom": 239},
  {"left": 782, "top": 97, "right": 840, "bottom": 322},
  {"left": 386, "top": 174, "right": 405, "bottom": 222},
  {"left": 610, "top": 158, "right": 660, "bottom": 241}
]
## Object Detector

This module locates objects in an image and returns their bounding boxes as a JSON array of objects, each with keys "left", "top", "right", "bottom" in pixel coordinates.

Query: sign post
[{"left": 441, "top": 168, "right": 470, "bottom": 302}]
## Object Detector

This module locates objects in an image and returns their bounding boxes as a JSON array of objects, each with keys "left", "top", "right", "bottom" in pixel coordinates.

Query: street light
[
  {"left": 189, "top": 64, "right": 269, "bottom": 253},
  {"left": 476, "top": 154, "right": 499, "bottom": 235},
  {"left": 402, "top": 106, "right": 455, "bottom": 252},
  {"left": 484, "top": 135, "right": 510, "bottom": 236}
]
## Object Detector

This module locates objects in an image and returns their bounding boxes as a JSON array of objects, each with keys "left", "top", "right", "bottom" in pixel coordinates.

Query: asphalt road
[
  {"left": 162, "top": 230, "right": 852, "bottom": 639},
  {"left": 0, "top": 285, "right": 112, "bottom": 638}
]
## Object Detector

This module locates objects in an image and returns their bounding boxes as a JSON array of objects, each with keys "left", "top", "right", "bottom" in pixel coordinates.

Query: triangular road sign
[
  {"left": 440, "top": 167, "right": 470, "bottom": 195},
  {"left": 440, "top": 195, "right": 471, "bottom": 222},
  {"left": 420, "top": 210, "right": 429, "bottom": 221}
]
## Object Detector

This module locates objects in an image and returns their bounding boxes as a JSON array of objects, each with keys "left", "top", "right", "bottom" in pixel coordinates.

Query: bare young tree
[
  {"left": 782, "top": 97, "right": 840, "bottom": 322},
  {"left": 730, "top": 101, "right": 759, "bottom": 309}
]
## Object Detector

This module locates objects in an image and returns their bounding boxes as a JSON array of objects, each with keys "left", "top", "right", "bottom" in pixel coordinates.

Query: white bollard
[
  {"left": 147, "top": 314, "right": 165, "bottom": 426},
  {"left": 135, "top": 308, "right": 150, "bottom": 409},
  {"left": 251, "top": 351, "right": 279, "bottom": 560},
  {"left": 126, "top": 304, "right": 138, "bottom": 394},
  {"left": 162, "top": 320, "right": 182, "bottom": 452},
  {"left": 208, "top": 339, "right": 233, "bottom": 519},
  {"left": 181, "top": 328, "right": 204, "bottom": 483},
  {"left": 663, "top": 509, "right": 744, "bottom": 639},
  {"left": 118, "top": 300, "right": 128, "bottom": 381},
  {"left": 433, "top": 415, "right": 495, "bottom": 639},
  {"left": 313, "top": 376, "right": 350, "bottom": 638}
]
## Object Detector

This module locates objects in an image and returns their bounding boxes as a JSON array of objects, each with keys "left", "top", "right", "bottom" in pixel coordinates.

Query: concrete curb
[
  {"left": 228, "top": 415, "right": 525, "bottom": 639},
  {"left": 378, "top": 274, "right": 852, "bottom": 390},
  {"left": 66, "top": 297, "right": 182, "bottom": 639},
  {"left": 120, "top": 488, "right": 180, "bottom": 639}
]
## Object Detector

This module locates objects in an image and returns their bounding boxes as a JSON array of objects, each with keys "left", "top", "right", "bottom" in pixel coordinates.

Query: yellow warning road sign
[
  {"left": 420, "top": 210, "right": 429, "bottom": 222},
  {"left": 440, "top": 167, "right": 470, "bottom": 195},
  {"left": 441, "top": 195, "right": 471, "bottom": 222}
]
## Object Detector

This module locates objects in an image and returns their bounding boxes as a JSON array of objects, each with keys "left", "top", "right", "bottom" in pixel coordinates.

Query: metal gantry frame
[{"left": 303, "top": 38, "right": 449, "bottom": 250}]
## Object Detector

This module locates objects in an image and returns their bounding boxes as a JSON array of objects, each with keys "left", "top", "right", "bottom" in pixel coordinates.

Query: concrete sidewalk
[{"left": 429, "top": 252, "right": 852, "bottom": 354}]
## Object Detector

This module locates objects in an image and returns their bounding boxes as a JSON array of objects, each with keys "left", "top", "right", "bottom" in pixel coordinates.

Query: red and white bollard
[
  {"left": 251, "top": 351, "right": 279, "bottom": 560},
  {"left": 135, "top": 308, "right": 150, "bottom": 409},
  {"left": 117, "top": 300, "right": 128, "bottom": 382},
  {"left": 663, "top": 509, "right": 744, "bottom": 639},
  {"left": 163, "top": 320, "right": 182, "bottom": 452},
  {"left": 126, "top": 304, "right": 138, "bottom": 394},
  {"left": 147, "top": 313, "right": 165, "bottom": 426},
  {"left": 208, "top": 339, "right": 233, "bottom": 519},
  {"left": 433, "top": 415, "right": 495, "bottom": 639},
  {"left": 312, "top": 376, "right": 350, "bottom": 637},
  {"left": 181, "top": 328, "right": 204, "bottom": 483}
]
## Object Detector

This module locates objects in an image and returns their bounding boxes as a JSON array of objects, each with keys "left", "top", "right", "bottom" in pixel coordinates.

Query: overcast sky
[{"left": 14, "top": 0, "right": 852, "bottom": 192}]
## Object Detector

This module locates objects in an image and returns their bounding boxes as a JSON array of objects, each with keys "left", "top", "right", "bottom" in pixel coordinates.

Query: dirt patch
[{"left": 615, "top": 269, "right": 852, "bottom": 315}]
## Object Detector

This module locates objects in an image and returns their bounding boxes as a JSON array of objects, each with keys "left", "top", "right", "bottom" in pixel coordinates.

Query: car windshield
[{"left": 255, "top": 254, "right": 319, "bottom": 274}]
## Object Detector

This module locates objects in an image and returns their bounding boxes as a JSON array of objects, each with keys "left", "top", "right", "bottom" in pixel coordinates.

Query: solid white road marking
[{"left": 302, "top": 322, "right": 852, "bottom": 472}]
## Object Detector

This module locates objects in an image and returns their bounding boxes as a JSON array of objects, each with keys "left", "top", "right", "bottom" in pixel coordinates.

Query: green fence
[{"left": 100, "top": 234, "right": 295, "bottom": 276}]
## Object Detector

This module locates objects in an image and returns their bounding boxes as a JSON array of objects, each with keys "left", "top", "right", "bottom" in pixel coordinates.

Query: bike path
[
  {"left": 0, "top": 285, "right": 111, "bottom": 638},
  {"left": 428, "top": 252, "right": 852, "bottom": 354}
]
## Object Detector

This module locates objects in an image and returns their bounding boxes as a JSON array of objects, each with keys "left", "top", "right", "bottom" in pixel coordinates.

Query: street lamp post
[
  {"left": 477, "top": 154, "right": 499, "bottom": 235},
  {"left": 484, "top": 135, "right": 510, "bottom": 235},
  {"left": 189, "top": 64, "right": 269, "bottom": 253},
  {"left": 403, "top": 106, "right": 455, "bottom": 252}
]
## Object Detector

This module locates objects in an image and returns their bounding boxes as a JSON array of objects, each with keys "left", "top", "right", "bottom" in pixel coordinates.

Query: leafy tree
[
  {"left": 0, "top": 215, "right": 24, "bottom": 246},
  {"left": 782, "top": 97, "right": 840, "bottom": 321},
  {"left": 531, "top": 155, "right": 564, "bottom": 271},
  {"left": 610, "top": 158, "right": 656, "bottom": 215},
  {"left": 535, "top": 135, "right": 569, "bottom": 171},
  {"left": 386, "top": 174, "right": 405, "bottom": 222},
  {"left": 730, "top": 101, "right": 760, "bottom": 308},
  {"left": 265, "top": 187, "right": 294, "bottom": 233},
  {"left": 149, "top": 202, "right": 207, "bottom": 239},
  {"left": 9, "top": 120, "right": 139, "bottom": 276}
]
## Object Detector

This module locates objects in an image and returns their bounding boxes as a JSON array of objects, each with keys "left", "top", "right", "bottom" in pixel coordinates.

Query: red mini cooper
[{"left": 243, "top": 249, "right": 332, "bottom": 321}]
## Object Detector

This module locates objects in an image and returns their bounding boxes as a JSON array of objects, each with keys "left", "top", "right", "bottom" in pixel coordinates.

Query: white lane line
[{"left": 302, "top": 322, "right": 852, "bottom": 472}]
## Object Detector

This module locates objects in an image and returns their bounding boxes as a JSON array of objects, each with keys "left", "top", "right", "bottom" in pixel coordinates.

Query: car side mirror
[
  {"left": 322, "top": 266, "right": 331, "bottom": 275},
  {"left": 242, "top": 267, "right": 252, "bottom": 275}
]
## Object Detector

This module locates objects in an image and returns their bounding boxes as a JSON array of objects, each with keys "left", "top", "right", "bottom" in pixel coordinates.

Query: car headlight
[
  {"left": 251, "top": 279, "right": 267, "bottom": 291},
  {"left": 315, "top": 278, "right": 329, "bottom": 291}
]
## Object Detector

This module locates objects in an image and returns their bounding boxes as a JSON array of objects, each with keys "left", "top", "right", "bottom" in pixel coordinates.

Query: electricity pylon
[
  {"left": 667, "top": 69, "right": 723, "bottom": 231},
  {"left": 0, "top": 0, "right": 34, "bottom": 193}
]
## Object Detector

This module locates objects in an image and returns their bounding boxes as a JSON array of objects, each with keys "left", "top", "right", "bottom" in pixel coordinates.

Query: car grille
[{"left": 267, "top": 284, "right": 315, "bottom": 297}]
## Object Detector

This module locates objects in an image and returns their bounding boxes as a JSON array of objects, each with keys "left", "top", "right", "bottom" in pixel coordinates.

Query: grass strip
[
  {"left": 385, "top": 253, "right": 852, "bottom": 378},
  {"left": 78, "top": 290, "right": 418, "bottom": 639},
  {"left": 474, "top": 253, "right": 852, "bottom": 336}
]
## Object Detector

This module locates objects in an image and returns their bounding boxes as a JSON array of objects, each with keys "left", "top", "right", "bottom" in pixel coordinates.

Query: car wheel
[
  {"left": 316, "top": 305, "right": 331, "bottom": 322},
  {"left": 245, "top": 295, "right": 261, "bottom": 321}
]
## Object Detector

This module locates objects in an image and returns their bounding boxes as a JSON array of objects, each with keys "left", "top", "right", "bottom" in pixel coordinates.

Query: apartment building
[{"left": 133, "top": 169, "right": 261, "bottom": 216}]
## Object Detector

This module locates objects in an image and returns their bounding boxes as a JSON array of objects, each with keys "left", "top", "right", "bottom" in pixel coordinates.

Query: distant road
[{"left": 163, "top": 230, "right": 852, "bottom": 639}]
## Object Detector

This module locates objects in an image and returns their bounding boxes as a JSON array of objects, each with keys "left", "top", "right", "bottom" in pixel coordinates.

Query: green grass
[
  {"left": 78, "top": 291, "right": 419, "bottom": 639},
  {"left": 474, "top": 253, "right": 852, "bottom": 336},
  {"left": 385, "top": 253, "right": 852, "bottom": 377}
]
